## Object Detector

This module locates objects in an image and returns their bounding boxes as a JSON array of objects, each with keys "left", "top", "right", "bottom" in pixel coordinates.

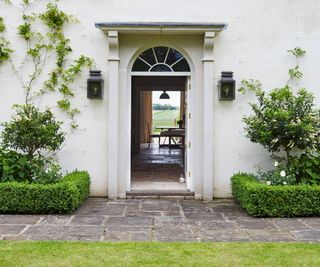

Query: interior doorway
[{"left": 131, "top": 76, "right": 188, "bottom": 191}]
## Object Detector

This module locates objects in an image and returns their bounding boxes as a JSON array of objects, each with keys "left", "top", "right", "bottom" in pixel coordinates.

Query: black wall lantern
[
  {"left": 87, "top": 70, "right": 104, "bottom": 99},
  {"left": 218, "top": 71, "right": 235, "bottom": 101}
]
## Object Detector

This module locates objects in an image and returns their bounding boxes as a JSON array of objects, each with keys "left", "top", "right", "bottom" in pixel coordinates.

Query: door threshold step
[{"left": 126, "top": 190, "right": 194, "bottom": 198}]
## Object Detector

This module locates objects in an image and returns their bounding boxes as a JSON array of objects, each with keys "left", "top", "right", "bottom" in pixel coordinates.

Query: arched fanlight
[
  {"left": 132, "top": 46, "right": 190, "bottom": 72},
  {"left": 159, "top": 91, "right": 170, "bottom": 99}
]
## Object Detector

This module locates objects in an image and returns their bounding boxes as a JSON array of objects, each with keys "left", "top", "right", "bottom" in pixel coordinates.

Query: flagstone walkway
[{"left": 1, "top": 198, "right": 320, "bottom": 242}]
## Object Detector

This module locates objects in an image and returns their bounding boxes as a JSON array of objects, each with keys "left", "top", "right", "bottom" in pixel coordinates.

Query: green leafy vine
[
  {"left": 0, "top": 17, "right": 14, "bottom": 63},
  {"left": 0, "top": 0, "right": 94, "bottom": 128},
  {"left": 239, "top": 47, "right": 306, "bottom": 94},
  {"left": 0, "top": 17, "right": 6, "bottom": 32},
  {"left": 287, "top": 47, "right": 306, "bottom": 82}
]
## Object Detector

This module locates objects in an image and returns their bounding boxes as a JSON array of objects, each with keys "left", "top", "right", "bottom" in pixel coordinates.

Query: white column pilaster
[
  {"left": 202, "top": 32, "right": 215, "bottom": 200},
  {"left": 107, "top": 31, "right": 120, "bottom": 198}
]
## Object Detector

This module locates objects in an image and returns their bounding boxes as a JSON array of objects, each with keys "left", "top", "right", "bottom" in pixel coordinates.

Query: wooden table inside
[
  {"left": 155, "top": 126, "right": 184, "bottom": 130},
  {"left": 156, "top": 126, "right": 185, "bottom": 148}
]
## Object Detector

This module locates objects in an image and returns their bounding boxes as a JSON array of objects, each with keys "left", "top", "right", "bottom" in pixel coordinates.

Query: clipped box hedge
[
  {"left": 231, "top": 173, "right": 320, "bottom": 217},
  {"left": 0, "top": 171, "right": 90, "bottom": 214}
]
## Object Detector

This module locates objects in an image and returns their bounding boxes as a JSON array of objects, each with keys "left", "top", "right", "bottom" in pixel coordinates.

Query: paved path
[{"left": 1, "top": 198, "right": 320, "bottom": 242}]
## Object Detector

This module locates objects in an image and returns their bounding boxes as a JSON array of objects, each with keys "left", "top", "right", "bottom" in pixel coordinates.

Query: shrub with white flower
[
  {"left": 241, "top": 48, "right": 320, "bottom": 186},
  {"left": 256, "top": 161, "right": 296, "bottom": 186}
]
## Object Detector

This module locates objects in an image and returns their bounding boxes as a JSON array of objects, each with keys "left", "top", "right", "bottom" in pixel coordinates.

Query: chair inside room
[{"left": 147, "top": 121, "right": 160, "bottom": 148}]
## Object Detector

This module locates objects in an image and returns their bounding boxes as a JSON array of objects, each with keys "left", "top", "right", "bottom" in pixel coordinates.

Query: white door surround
[{"left": 96, "top": 22, "right": 226, "bottom": 200}]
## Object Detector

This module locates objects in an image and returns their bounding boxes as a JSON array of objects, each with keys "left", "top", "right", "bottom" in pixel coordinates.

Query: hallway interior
[{"left": 131, "top": 143, "right": 185, "bottom": 190}]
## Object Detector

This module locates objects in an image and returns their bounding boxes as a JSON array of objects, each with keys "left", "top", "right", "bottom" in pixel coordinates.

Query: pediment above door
[{"left": 95, "top": 22, "right": 227, "bottom": 35}]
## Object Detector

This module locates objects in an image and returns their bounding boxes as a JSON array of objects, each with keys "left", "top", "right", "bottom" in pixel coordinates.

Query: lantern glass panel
[
  {"left": 88, "top": 81, "right": 103, "bottom": 99},
  {"left": 221, "top": 83, "right": 234, "bottom": 99}
]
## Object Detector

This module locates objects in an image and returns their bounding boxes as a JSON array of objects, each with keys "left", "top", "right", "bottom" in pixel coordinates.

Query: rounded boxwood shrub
[
  {"left": 0, "top": 171, "right": 90, "bottom": 214},
  {"left": 232, "top": 173, "right": 320, "bottom": 217},
  {"left": 1, "top": 104, "right": 65, "bottom": 158},
  {"left": 0, "top": 104, "right": 65, "bottom": 184}
]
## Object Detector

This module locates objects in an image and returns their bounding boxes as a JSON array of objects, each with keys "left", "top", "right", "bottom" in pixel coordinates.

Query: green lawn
[
  {"left": 0, "top": 241, "right": 320, "bottom": 267},
  {"left": 153, "top": 109, "right": 180, "bottom": 133}
]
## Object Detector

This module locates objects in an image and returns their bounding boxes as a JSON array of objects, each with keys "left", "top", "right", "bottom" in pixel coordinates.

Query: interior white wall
[{"left": 0, "top": 0, "right": 320, "bottom": 197}]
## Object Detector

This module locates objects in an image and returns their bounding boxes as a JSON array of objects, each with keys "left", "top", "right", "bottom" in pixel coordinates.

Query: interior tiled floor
[{"left": 131, "top": 143, "right": 186, "bottom": 190}]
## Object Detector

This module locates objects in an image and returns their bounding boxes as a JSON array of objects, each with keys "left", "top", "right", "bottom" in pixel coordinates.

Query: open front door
[
  {"left": 131, "top": 77, "right": 140, "bottom": 154},
  {"left": 185, "top": 76, "right": 192, "bottom": 190}
]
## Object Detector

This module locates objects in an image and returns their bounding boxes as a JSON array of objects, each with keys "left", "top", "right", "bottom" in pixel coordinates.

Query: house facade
[{"left": 1, "top": 0, "right": 320, "bottom": 200}]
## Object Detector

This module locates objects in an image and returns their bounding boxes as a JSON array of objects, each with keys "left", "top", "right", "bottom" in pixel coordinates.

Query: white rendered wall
[{"left": 0, "top": 0, "right": 320, "bottom": 197}]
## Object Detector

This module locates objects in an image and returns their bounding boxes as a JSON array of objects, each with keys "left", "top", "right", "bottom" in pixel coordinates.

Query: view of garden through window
[{"left": 152, "top": 91, "right": 181, "bottom": 133}]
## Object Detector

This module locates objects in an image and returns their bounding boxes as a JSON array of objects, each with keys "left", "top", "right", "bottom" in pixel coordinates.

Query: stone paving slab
[
  {"left": 103, "top": 227, "right": 152, "bottom": 242},
  {"left": 2, "top": 234, "right": 29, "bottom": 241},
  {"left": 271, "top": 218, "right": 311, "bottom": 231},
  {"left": 0, "top": 225, "right": 26, "bottom": 235},
  {"left": 126, "top": 211, "right": 163, "bottom": 217},
  {"left": 155, "top": 226, "right": 196, "bottom": 242},
  {"left": 0, "top": 198, "right": 320, "bottom": 242},
  {"left": 236, "top": 219, "right": 278, "bottom": 230},
  {"left": 70, "top": 215, "right": 106, "bottom": 226},
  {"left": 106, "top": 216, "right": 153, "bottom": 227},
  {"left": 222, "top": 211, "right": 256, "bottom": 221},
  {"left": 0, "top": 215, "right": 41, "bottom": 225},
  {"left": 291, "top": 230, "right": 320, "bottom": 242},
  {"left": 184, "top": 212, "right": 225, "bottom": 221},
  {"left": 38, "top": 215, "right": 73, "bottom": 225},
  {"left": 154, "top": 217, "right": 189, "bottom": 227},
  {"left": 197, "top": 229, "right": 252, "bottom": 242},
  {"left": 141, "top": 203, "right": 180, "bottom": 212},
  {"left": 180, "top": 202, "right": 212, "bottom": 213},
  {"left": 25, "top": 225, "right": 106, "bottom": 241},
  {"left": 198, "top": 221, "right": 238, "bottom": 230},
  {"left": 246, "top": 230, "right": 295, "bottom": 242},
  {"left": 298, "top": 218, "right": 320, "bottom": 229},
  {"left": 76, "top": 205, "right": 125, "bottom": 216}
]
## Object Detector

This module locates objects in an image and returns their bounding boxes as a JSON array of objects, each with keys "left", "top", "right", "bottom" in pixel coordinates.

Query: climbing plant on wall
[
  {"left": 0, "top": 0, "right": 95, "bottom": 184},
  {"left": 0, "top": 0, "right": 94, "bottom": 128},
  {"left": 0, "top": 17, "right": 13, "bottom": 63}
]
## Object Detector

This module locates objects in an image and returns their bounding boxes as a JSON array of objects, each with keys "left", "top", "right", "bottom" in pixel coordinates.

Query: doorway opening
[{"left": 131, "top": 76, "right": 188, "bottom": 192}]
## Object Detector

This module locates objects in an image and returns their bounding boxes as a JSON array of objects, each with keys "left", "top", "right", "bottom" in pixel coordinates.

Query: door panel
[
  {"left": 185, "top": 76, "right": 192, "bottom": 190},
  {"left": 131, "top": 78, "right": 140, "bottom": 154}
]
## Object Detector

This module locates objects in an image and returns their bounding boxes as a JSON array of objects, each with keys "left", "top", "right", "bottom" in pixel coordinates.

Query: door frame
[
  {"left": 106, "top": 31, "right": 218, "bottom": 200},
  {"left": 130, "top": 74, "right": 193, "bottom": 192}
]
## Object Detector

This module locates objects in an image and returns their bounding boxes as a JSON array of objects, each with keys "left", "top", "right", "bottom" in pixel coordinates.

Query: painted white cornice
[{"left": 96, "top": 22, "right": 227, "bottom": 35}]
